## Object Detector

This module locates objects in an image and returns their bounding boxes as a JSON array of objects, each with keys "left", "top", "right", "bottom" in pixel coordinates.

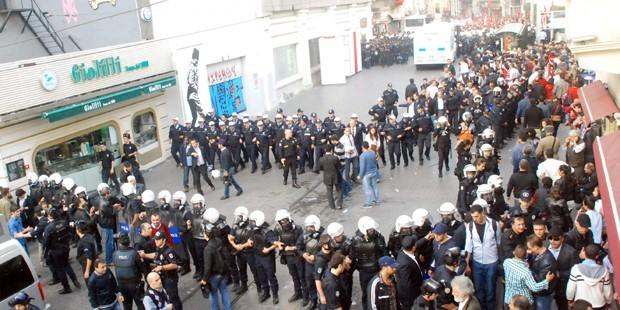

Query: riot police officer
[
  {"left": 313, "top": 234, "right": 333, "bottom": 309},
  {"left": 457, "top": 164, "right": 478, "bottom": 217},
  {"left": 274, "top": 209, "right": 306, "bottom": 303},
  {"left": 350, "top": 216, "right": 387, "bottom": 310},
  {"left": 156, "top": 190, "right": 172, "bottom": 227},
  {"left": 273, "top": 114, "right": 287, "bottom": 167},
  {"left": 226, "top": 121, "right": 245, "bottom": 170},
  {"left": 279, "top": 129, "right": 301, "bottom": 188},
  {"left": 228, "top": 206, "right": 258, "bottom": 295},
  {"left": 387, "top": 215, "right": 414, "bottom": 258},
  {"left": 300, "top": 215, "right": 324, "bottom": 309},
  {"left": 169, "top": 191, "right": 193, "bottom": 275},
  {"left": 382, "top": 83, "right": 399, "bottom": 118},
  {"left": 312, "top": 119, "right": 329, "bottom": 174},
  {"left": 202, "top": 207, "right": 240, "bottom": 292},
  {"left": 44, "top": 207, "right": 79, "bottom": 294},
  {"left": 140, "top": 231, "right": 182, "bottom": 310},
  {"left": 383, "top": 115, "right": 402, "bottom": 170},
  {"left": 400, "top": 113, "right": 416, "bottom": 165},
  {"left": 242, "top": 118, "right": 259, "bottom": 173},
  {"left": 189, "top": 194, "right": 206, "bottom": 280},
  {"left": 249, "top": 210, "right": 279, "bottom": 304},
  {"left": 437, "top": 202, "right": 465, "bottom": 249},
  {"left": 206, "top": 121, "right": 221, "bottom": 167},
  {"left": 255, "top": 120, "right": 272, "bottom": 174},
  {"left": 113, "top": 233, "right": 145, "bottom": 310},
  {"left": 412, "top": 279, "right": 441, "bottom": 310},
  {"left": 326, "top": 222, "right": 353, "bottom": 307},
  {"left": 414, "top": 105, "right": 434, "bottom": 165},
  {"left": 368, "top": 98, "right": 388, "bottom": 125},
  {"left": 434, "top": 116, "right": 452, "bottom": 178},
  {"left": 431, "top": 247, "right": 462, "bottom": 309},
  {"left": 296, "top": 117, "right": 314, "bottom": 174}
]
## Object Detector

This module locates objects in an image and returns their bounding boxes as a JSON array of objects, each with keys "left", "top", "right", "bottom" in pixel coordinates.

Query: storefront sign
[
  {"left": 71, "top": 56, "right": 150, "bottom": 83},
  {"left": 40, "top": 70, "right": 58, "bottom": 91},
  {"left": 42, "top": 76, "right": 176, "bottom": 122}
]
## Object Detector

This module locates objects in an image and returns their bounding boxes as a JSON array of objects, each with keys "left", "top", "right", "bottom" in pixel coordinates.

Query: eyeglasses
[{"left": 549, "top": 236, "right": 561, "bottom": 241}]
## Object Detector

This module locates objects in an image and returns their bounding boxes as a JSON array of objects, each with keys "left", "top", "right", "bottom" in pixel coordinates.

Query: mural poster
[{"left": 208, "top": 77, "right": 247, "bottom": 117}]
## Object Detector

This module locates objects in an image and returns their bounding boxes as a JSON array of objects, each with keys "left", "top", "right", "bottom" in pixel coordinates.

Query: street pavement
[{"left": 34, "top": 61, "right": 548, "bottom": 309}]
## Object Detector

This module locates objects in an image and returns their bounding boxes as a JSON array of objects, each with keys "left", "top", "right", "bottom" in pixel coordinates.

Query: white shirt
[
  {"left": 536, "top": 158, "right": 567, "bottom": 182},
  {"left": 339, "top": 134, "right": 358, "bottom": 158},
  {"left": 427, "top": 85, "right": 439, "bottom": 99},
  {"left": 458, "top": 298, "right": 470, "bottom": 310},
  {"left": 586, "top": 209, "right": 604, "bottom": 244},
  {"left": 364, "top": 133, "right": 381, "bottom": 150}
]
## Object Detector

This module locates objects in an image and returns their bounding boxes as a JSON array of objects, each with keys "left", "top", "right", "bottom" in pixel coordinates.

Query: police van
[{"left": 0, "top": 214, "right": 47, "bottom": 309}]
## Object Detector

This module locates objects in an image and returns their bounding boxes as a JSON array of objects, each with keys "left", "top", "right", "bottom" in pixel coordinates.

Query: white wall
[{"left": 565, "top": 0, "right": 620, "bottom": 44}]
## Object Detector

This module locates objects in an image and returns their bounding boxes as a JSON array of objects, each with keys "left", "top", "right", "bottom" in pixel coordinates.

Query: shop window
[
  {"left": 34, "top": 125, "right": 120, "bottom": 177},
  {"left": 273, "top": 44, "right": 298, "bottom": 82},
  {"left": 132, "top": 111, "right": 158, "bottom": 149},
  {"left": 6, "top": 159, "right": 25, "bottom": 182}
]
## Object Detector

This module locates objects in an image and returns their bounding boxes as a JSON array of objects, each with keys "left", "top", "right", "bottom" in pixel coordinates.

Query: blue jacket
[{"left": 358, "top": 150, "right": 377, "bottom": 177}]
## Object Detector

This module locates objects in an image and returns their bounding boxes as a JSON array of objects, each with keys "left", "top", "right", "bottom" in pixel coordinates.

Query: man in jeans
[
  {"left": 339, "top": 127, "right": 359, "bottom": 185},
  {"left": 97, "top": 185, "right": 118, "bottom": 266},
  {"left": 201, "top": 223, "right": 232, "bottom": 310},
  {"left": 358, "top": 142, "right": 379, "bottom": 208},
  {"left": 464, "top": 204, "right": 501, "bottom": 310}
]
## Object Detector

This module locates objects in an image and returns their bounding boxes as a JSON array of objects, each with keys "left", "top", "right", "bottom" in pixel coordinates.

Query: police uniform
[
  {"left": 383, "top": 121, "right": 402, "bottom": 169},
  {"left": 154, "top": 242, "right": 182, "bottom": 310},
  {"left": 169, "top": 203, "right": 193, "bottom": 273},
  {"left": 323, "top": 270, "right": 347, "bottom": 310},
  {"left": 169, "top": 121, "right": 185, "bottom": 165},
  {"left": 382, "top": 88, "right": 399, "bottom": 118},
  {"left": 114, "top": 245, "right": 144, "bottom": 310},
  {"left": 256, "top": 125, "right": 272, "bottom": 173},
  {"left": 313, "top": 249, "right": 332, "bottom": 307},
  {"left": 368, "top": 104, "right": 388, "bottom": 125},
  {"left": 387, "top": 229, "right": 412, "bottom": 259},
  {"left": 350, "top": 230, "right": 387, "bottom": 310},
  {"left": 279, "top": 137, "right": 300, "bottom": 186},
  {"left": 299, "top": 227, "right": 323, "bottom": 306},
  {"left": 251, "top": 223, "right": 279, "bottom": 300},
  {"left": 230, "top": 219, "right": 259, "bottom": 291},
  {"left": 332, "top": 235, "right": 353, "bottom": 305},
  {"left": 414, "top": 112, "right": 434, "bottom": 164},
  {"left": 296, "top": 123, "right": 314, "bottom": 174},
  {"left": 312, "top": 122, "right": 329, "bottom": 173},
  {"left": 191, "top": 207, "right": 207, "bottom": 279},
  {"left": 434, "top": 126, "right": 452, "bottom": 176},
  {"left": 242, "top": 123, "right": 259, "bottom": 173},
  {"left": 273, "top": 121, "right": 288, "bottom": 166},
  {"left": 276, "top": 223, "right": 306, "bottom": 299},
  {"left": 43, "top": 217, "right": 79, "bottom": 293},
  {"left": 400, "top": 117, "right": 416, "bottom": 165},
  {"left": 206, "top": 126, "right": 221, "bottom": 166},
  {"left": 457, "top": 179, "right": 477, "bottom": 217},
  {"left": 76, "top": 233, "right": 97, "bottom": 283}
]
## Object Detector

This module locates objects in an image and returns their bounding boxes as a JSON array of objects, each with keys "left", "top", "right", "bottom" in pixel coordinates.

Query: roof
[
  {"left": 594, "top": 131, "right": 620, "bottom": 290},
  {"left": 578, "top": 80, "right": 620, "bottom": 125},
  {"left": 495, "top": 23, "right": 525, "bottom": 35}
]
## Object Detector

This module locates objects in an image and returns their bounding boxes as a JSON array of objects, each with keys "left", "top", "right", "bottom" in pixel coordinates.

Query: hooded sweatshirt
[{"left": 566, "top": 259, "right": 613, "bottom": 308}]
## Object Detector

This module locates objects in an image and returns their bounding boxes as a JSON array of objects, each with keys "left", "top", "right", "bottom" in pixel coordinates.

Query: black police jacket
[{"left": 114, "top": 247, "right": 142, "bottom": 281}]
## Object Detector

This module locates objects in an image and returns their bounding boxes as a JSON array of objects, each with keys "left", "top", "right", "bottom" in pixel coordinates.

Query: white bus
[
  {"left": 413, "top": 22, "right": 455, "bottom": 67},
  {"left": 403, "top": 15, "right": 428, "bottom": 34}
]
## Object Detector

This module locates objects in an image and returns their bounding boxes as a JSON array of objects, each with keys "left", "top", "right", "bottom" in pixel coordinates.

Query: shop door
[{"left": 319, "top": 36, "right": 346, "bottom": 85}]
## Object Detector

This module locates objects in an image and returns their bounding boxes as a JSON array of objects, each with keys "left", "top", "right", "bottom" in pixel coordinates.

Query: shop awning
[
  {"left": 593, "top": 131, "right": 620, "bottom": 289},
  {"left": 41, "top": 76, "right": 176, "bottom": 123},
  {"left": 495, "top": 23, "right": 524, "bottom": 35},
  {"left": 578, "top": 80, "right": 620, "bottom": 125}
]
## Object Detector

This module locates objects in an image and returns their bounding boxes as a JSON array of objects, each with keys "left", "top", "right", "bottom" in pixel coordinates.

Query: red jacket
[{"left": 151, "top": 223, "right": 174, "bottom": 248}]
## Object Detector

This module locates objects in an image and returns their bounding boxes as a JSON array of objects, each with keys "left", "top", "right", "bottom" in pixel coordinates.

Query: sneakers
[{"left": 362, "top": 204, "right": 373, "bottom": 209}]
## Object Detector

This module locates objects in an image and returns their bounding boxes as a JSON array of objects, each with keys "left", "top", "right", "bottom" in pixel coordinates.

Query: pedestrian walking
[
  {"left": 358, "top": 142, "right": 380, "bottom": 208},
  {"left": 218, "top": 140, "right": 243, "bottom": 200}
]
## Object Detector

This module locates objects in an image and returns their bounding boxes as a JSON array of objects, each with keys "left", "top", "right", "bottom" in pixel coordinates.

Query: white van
[{"left": 0, "top": 214, "right": 47, "bottom": 309}]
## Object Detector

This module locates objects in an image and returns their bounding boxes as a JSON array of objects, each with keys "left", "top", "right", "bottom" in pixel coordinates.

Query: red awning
[
  {"left": 578, "top": 80, "right": 619, "bottom": 125},
  {"left": 594, "top": 131, "right": 620, "bottom": 289}
]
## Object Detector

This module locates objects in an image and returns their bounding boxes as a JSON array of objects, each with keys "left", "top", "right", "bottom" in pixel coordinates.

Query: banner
[
  {"left": 209, "top": 77, "right": 247, "bottom": 117},
  {"left": 169, "top": 226, "right": 182, "bottom": 245}
]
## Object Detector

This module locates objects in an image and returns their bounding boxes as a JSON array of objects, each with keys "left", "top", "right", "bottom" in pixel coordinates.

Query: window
[
  {"left": 0, "top": 255, "right": 35, "bottom": 301},
  {"left": 6, "top": 159, "right": 25, "bottom": 182},
  {"left": 35, "top": 125, "right": 119, "bottom": 176},
  {"left": 405, "top": 19, "right": 424, "bottom": 27},
  {"left": 132, "top": 111, "right": 158, "bottom": 149},
  {"left": 273, "top": 44, "right": 298, "bottom": 82}
]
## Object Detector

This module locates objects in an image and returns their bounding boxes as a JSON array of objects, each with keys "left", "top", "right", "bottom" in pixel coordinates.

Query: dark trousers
[
  {"left": 282, "top": 157, "right": 298, "bottom": 182},
  {"left": 437, "top": 147, "right": 450, "bottom": 173},
  {"left": 192, "top": 165, "right": 214, "bottom": 193},
  {"left": 119, "top": 280, "right": 144, "bottom": 310},
  {"left": 417, "top": 132, "right": 432, "bottom": 160},
  {"left": 232, "top": 146, "right": 244, "bottom": 169},
  {"left": 171, "top": 142, "right": 182, "bottom": 165},
  {"left": 378, "top": 136, "right": 387, "bottom": 165},
  {"left": 387, "top": 141, "right": 401, "bottom": 168},
  {"left": 193, "top": 238, "right": 207, "bottom": 277},
  {"left": 299, "top": 145, "right": 313, "bottom": 172},
  {"left": 386, "top": 104, "right": 398, "bottom": 118},
  {"left": 285, "top": 255, "right": 306, "bottom": 296},
  {"left": 180, "top": 232, "right": 193, "bottom": 270},
  {"left": 101, "top": 170, "right": 121, "bottom": 191},
  {"left": 325, "top": 183, "right": 341, "bottom": 209},
  {"left": 255, "top": 254, "right": 278, "bottom": 296},
  {"left": 448, "top": 111, "right": 459, "bottom": 131},
  {"left": 259, "top": 146, "right": 271, "bottom": 171},
  {"left": 313, "top": 144, "right": 325, "bottom": 172},
  {"left": 208, "top": 142, "right": 220, "bottom": 166},
  {"left": 48, "top": 249, "right": 77, "bottom": 290},
  {"left": 245, "top": 143, "right": 258, "bottom": 171},
  {"left": 305, "top": 262, "right": 317, "bottom": 302},
  {"left": 359, "top": 269, "right": 378, "bottom": 310},
  {"left": 225, "top": 248, "right": 240, "bottom": 285},
  {"left": 401, "top": 140, "right": 414, "bottom": 164},
  {"left": 163, "top": 277, "right": 183, "bottom": 310},
  {"left": 236, "top": 250, "right": 259, "bottom": 285}
]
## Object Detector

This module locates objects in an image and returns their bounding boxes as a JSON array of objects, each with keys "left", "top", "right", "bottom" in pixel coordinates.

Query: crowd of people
[
  {"left": 362, "top": 34, "right": 414, "bottom": 69},
  {"left": 0, "top": 24, "right": 615, "bottom": 310}
]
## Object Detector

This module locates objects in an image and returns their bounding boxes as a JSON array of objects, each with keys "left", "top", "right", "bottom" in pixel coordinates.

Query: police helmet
[
  {"left": 304, "top": 215, "right": 321, "bottom": 231},
  {"left": 463, "top": 164, "right": 477, "bottom": 175},
  {"left": 487, "top": 175, "right": 503, "bottom": 189},
  {"left": 480, "top": 143, "right": 494, "bottom": 153},
  {"left": 27, "top": 172, "right": 38, "bottom": 184},
  {"left": 120, "top": 183, "right": 135, "bottom": 197},
  {"left": 190, "top": 193, "right": 205, "bottom": 205},
  {"left": 172, "top": 191, "right": 187, "bottom": 205},
  {"left": 472, "top": 198, "right": 489, "bottom": 209},
  {"left": 437, "top": 116, "right": 449, "bottom": 124},
  {"left": 462, "top": 111, "right": 472, "bottom": 122},
  {"left": 211, "top": 169, "right": 221, "bottom": 179},
  {"left": 49, "top": 173, "right": 62, "bottom": 185},
  {"left": 481, "top": 128, "right": 495, "bottom": 139},
  {"left": 234, "top": 206, "right": 249, "bottom": 222},
  {"left": 357, "top": 216, "right": 377, "bottom": 235},
  {"left": 326, "top": 222, "right": 344, "bottom": 238},
  {"left": 249, "top": 210, "right": 265, "bottom": 227},
  {"left": 141, "top": 190, "right": 155, "bottom": 204},
  {"left": 203, "top": 208, "right": 220, "bottom": 224},
  {"left": 476, "top": 184, "right": 493, "bottom": 197},
  {"left": 443, "top": 247, "right": 462, "bottom": 266},
  {"left": 61, "top": 177, "right": 75, "bottom": 190},
  {"left": 395, "top": 215, "right": 414, "bottom": 232},
  {"left": 274, "top": 209, "right": 291, "bottom": 222},
  {"left": 473, "top": 95, "right": 482, "bottom": 102},
  {"left": 97, "top": 183, "right": 110, "bottom": 194},
  {"left": 74, "top": 186, "right": 87, "bottom": 197},
  {"left": 438, "top": 202, "right": 457, "bottom": 215},
  {"left": 411, "top": 208, "right": 431, "bottom": 227},
  {"left": 158, "top": 190, "right": 172, "bottom": 204},
  {"left": 421, "top": 279, "right": 442, "bottom": 296},
  {"left": 38, "top": 175, "right": 49, "bottom": 183},
  {"left": 493, "top": 86, "right": 502, "bottom": 93}
]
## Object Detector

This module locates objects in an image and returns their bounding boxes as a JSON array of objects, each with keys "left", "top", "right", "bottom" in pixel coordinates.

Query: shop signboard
[
  {"left": 71, "top": 56, "right": 150, "bottom": 83},
  {"left": 42, "top": 76, "right": 176, "bottom": 122},
  {"left": 207, "top": 59, "right": 247, "bottom": 117}
]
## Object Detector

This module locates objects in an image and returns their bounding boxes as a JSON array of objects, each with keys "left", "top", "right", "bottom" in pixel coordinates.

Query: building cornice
[{"left": 569, "top": 40, "right": 620, "bottom": 55}]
